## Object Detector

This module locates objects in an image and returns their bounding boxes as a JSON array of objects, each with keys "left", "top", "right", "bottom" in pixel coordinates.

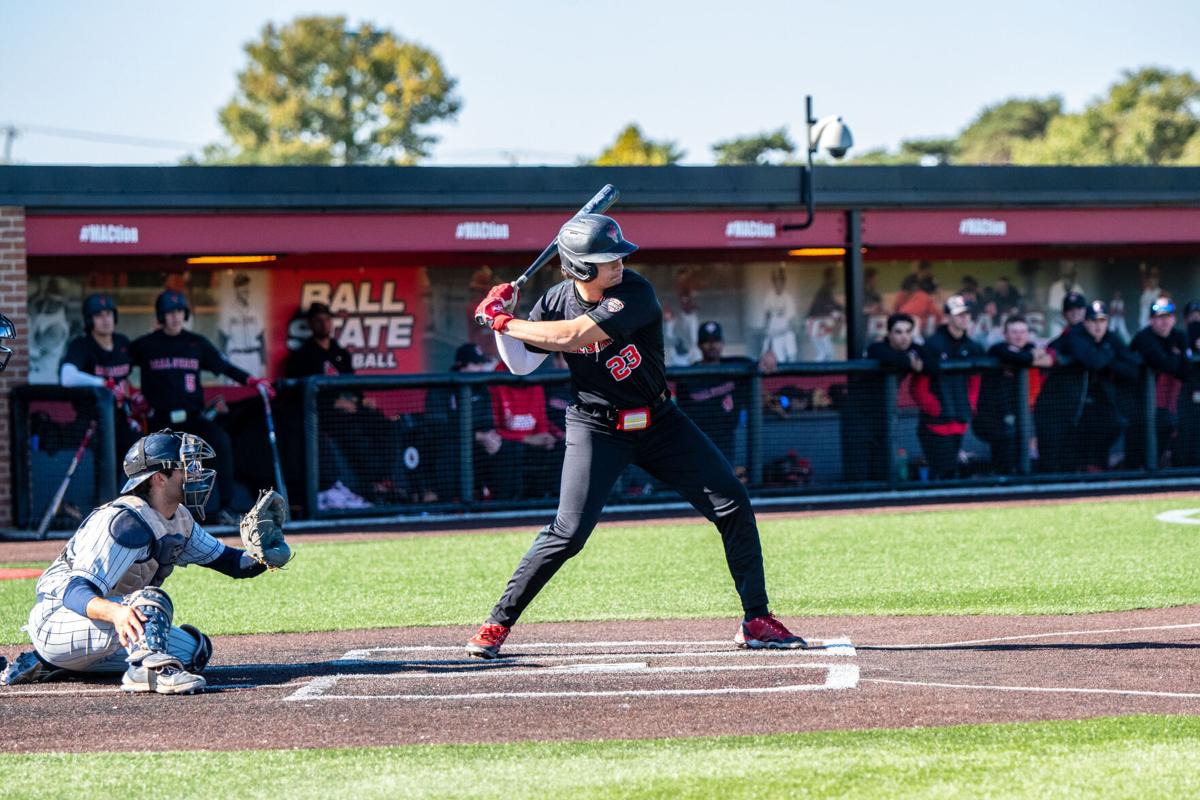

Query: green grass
[
  {"left": 2, "top": 715, "right": 1199, "bottom": 799},
  {"left": 3, "top": 496, "right": 1200, "bottom": 642}
]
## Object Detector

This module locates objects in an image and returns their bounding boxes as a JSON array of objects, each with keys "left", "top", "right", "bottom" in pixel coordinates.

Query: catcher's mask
[
  {"left": 556, "top": 213, "right": 638, "bottom": 282},
  {"left": 0, "top": 312, "right": 14, "bottom": 372},
  {"left": 121, "top": 429, "right": 217, "bottom": 519}
]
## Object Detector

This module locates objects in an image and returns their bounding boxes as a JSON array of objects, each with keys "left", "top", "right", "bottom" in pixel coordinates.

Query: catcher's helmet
[
  {"left": 556, "top": 213, "right": 638, "bottom": 282},
  {"left": 0, "top": 312, "right": 14, "bottom": 373},
  {"left": 122, "top": 429, "right": 216, "bottom": 519},
  {"left": 82, "top": 293, "right": 118, "bottom": 332},
  {"left": 155, "top": 290, "right": 191, "bottom": 324}
]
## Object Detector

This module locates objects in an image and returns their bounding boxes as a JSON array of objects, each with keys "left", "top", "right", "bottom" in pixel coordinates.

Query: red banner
[{"left": 268, "top": 266, "right": 424, "bottom": 376}]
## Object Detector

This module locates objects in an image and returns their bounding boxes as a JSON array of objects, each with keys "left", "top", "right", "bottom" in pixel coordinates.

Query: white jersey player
[{"left": 0, "top": 429, "right": 273, "bottom": 694}]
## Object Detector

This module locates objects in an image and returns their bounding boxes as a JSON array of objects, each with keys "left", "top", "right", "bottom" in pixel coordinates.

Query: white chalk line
[
  {"left": 863, "top": 678, "right": 1200, "bottom": 700},
  {"left": 341, "top": 637, "right": 856, "bottom": 660},
  {"left": 1155, "top": 508, "right": 1200, "bottom": 525},
  {"left": 1, "top": 682, "right": 259, "bottom": 698},
  {"left": 285, "top": 663, "right": 860, "bottom": 702},
  {"left": 864, "top": 622, "right": 1200, "bottom": 650}
]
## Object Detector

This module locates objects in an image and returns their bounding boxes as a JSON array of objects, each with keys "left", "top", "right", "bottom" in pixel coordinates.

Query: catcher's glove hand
[{"left": 240, "top": 489, "right": 292, "bottom": 569}]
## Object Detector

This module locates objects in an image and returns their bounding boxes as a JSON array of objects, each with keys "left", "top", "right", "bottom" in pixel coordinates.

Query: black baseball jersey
[
  {"left": 284, "top": 338, "right": 354, "bottom": 378},
  {"left": 131, "top": 329, "right": 250, "bottom": 416},
  {"left": 675, "top": 357, "right": 753, "bottom": 459},
  {"left": 527, "top": 269, "right": 666, "bottom": 409},
  {"left": 61, "top": 333, "right": 134, "bottom": 381}
]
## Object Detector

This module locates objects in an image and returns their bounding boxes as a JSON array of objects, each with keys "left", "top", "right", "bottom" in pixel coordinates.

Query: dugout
[{"left": 1, "top": 165, "right": 1200, "bottom": 530}]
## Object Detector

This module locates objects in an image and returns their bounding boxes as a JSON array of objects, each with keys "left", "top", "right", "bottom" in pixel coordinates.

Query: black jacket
[
  {"left": 975, "top": 342, "right": 1038, "bottom": 442},
  {"left": 914, "top": 326, "right": 984, "bottom": 426},
  {"left": 1038, "top": 326, "right": 1141, "bottom": 426}
]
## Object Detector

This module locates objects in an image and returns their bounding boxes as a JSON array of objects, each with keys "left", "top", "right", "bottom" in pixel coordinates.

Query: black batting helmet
[
  {"left": 556, "top": 214, "right": 638, "bottom": 282},
  {"left": 155, "top": 290, "right": 191, "bottom": 323},
  {"left": 82, "top": 293, "right": 118, "bottom": 332},
  {"left": 0, "top": 312, "right": 14, "bottom": 373}
]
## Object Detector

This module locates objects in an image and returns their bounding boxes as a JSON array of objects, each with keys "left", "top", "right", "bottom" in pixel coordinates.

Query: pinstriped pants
[{"left": 26, "top": 597, "right": 203, "bottom": 673}]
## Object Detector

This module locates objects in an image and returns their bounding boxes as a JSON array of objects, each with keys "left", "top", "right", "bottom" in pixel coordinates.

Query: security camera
[{"left": 810, "top": 115, "right": 854, "bottom": 160}]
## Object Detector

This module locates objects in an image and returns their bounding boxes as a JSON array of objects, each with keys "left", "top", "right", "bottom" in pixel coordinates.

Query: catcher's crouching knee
[{"left": 179, "top": 624, "right": 213, "bottom": 672}]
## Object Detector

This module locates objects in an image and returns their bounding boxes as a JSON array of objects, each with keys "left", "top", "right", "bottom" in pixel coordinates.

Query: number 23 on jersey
[{"left": 605, "top": 344, "right": 642, "bottom": 381}]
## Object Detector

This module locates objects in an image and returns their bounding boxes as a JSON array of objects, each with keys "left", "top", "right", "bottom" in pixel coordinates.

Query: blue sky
[{"left": 2, "top": 1, "right": 1197, "bottom": 165}]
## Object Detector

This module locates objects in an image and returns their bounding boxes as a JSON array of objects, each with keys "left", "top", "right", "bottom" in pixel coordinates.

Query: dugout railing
[{"left": 9, "top": 359, "right": 1200, "bottom": 531}]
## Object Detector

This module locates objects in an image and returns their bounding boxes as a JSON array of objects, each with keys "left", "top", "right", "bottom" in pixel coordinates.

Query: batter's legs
[
  {"left": 485, "top": 411, "right": 631, "bottom": 627},
  {"left": 637, "top": 406, "right": 769, "bottom": 617}
]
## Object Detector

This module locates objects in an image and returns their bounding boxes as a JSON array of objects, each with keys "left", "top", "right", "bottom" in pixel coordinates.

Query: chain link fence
[{"left": 10, "top": 359, "right": 1200, "bottom": 531}]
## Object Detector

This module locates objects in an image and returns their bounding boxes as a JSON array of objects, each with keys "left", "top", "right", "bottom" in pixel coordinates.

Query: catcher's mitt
[{"left": 240, "top": 489, "right": 292, "bottom": 569}]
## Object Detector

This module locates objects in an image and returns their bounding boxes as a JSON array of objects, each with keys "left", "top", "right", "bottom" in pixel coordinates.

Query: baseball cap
[
  {"left": 698, "top": 321, "right": 723, "bottom": 344},
  {"left": 1150, "top": 296, "right": 1176, "bottom": 316},
  {"left": 452, "top": 343, "right": 488, "bottom": 371},
  {"left": 1085, "top": 300, "right": 1109, "bottom": 320},
  {"left": 943, "top": 294, "right": 970, "bottom": 316},
  {"left": 1062, "top": 291, "right": 1087, "bottom": 312},
  {"left": 305, "top": 302, "right": 332, "bottom": 320},
  {"left": 1184, "top": 300, "right": 1200, "bottom": 317}
]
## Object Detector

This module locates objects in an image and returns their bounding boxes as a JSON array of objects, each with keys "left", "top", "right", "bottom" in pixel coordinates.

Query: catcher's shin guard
[
  {"left": 123, "top": 587, "right": 180, "bottom": 669},
  {"left": 180, "top": 624, "right": 213, "bottom": 672}
]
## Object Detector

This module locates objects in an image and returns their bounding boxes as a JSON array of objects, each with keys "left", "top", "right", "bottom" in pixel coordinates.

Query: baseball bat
[
  {"left": 37, "top": 420, "right": 97, "bottom": 539},
  {"left": 257, "top": 383, "right": 289, "bottom": 508},
  {"left": 475, "top": 184, "right": 620, "bottom": 326}
]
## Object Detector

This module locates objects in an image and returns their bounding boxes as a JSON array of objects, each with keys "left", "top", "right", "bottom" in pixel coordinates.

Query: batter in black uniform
[
  {"left": 465, "top": 213, "right": 806, "bottom": 659},
  {"left": 59, "top": 293, "right": 143, "bottom": 456},
  {"left": 130, "top": 290, "right": 274, "bottom": 520}
]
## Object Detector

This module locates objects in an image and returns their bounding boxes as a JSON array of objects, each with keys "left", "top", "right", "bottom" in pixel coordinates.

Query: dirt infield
[{"left": 2, "top": 606, "right": 1199, "bottom": 753}]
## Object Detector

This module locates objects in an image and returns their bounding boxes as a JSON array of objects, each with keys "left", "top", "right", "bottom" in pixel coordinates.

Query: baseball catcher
[{"left": 0, "top": 429, "right": 291, "bottom": 694}]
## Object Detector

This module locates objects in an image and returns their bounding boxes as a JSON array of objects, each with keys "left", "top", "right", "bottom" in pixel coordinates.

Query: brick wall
[{"left": 0, "top": 207, "right": 29, "bottom": 528}]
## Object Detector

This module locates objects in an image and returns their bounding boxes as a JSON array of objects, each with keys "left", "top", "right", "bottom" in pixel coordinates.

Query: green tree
[
  {"left": 711, "top": 128, "right": 794, "bottom": 165},
  {"left": 1014, "top": 67, "right": 1200, "bottom": 165},
  {"left": 195, "top": 15, "right": 461, "bottom": 165},
  {"left": 956, "top": 97, "right": 1063, "bottom": 164},
  {"left": 587, "top": 124, "right": 684, "bottom": 166},
  {"left": 845, "top": 137, "right": 957, "bottom": 165}
]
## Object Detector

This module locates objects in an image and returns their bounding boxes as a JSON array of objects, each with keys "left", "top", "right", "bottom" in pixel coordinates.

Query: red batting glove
[
  {"left": 128, "top": 391, "right": 150, "bottom": 417},
  {"left": 491, "top": 312, "right": 514, "bottom": 333},
  {"left": 248, "top": 376, "right": 276, "bottom": 400},
  {"left": 103, "top": 377, "right": 128, "bottom": 404},
  {"left": 484, "top": 282, "right": 519, "bottom": 311},
  {"left": 475, "top": 296, "right": 501, "bottom": 327}
]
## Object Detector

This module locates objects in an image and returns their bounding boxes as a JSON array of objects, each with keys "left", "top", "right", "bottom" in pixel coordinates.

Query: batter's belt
[{"left": 572, "top": 389, "right": 672, "bottom": 429}]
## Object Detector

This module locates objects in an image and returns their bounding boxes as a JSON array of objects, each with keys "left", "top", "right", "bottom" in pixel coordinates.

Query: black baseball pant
[{"left": 486, "top": 401, "right": 769, "bottom": 627}]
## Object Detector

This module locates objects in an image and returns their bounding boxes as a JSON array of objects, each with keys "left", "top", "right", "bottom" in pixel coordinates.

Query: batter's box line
[
  {"left": 863, "top": 677, "right": 1200, "bottom": 700},
  {"left": 339, "top": 637, "right": 856, "bottom": 660},
  {"left": 283, "top": 663, "right": 859, "bottom": 702}
]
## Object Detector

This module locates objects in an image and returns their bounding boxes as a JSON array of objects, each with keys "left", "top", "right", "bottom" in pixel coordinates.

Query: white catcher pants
[{"left": 26, "top": 597, "right": 204, "bottom": 673}]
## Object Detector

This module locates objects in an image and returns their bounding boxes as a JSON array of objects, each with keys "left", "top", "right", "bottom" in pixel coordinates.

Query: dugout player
[
  {"left": 59, "top": 293, "right": 144, "bottom": 456},
  {"left": 1127, "top": 296, "right": 1191, "bottom": 469},
  {"left": 0, "top": 430, "right": 274, "bottom": 694},
  {"left": 842, "top": 313, "right": 934, "bottom": 483},
  {"left": 912, "top": 295, "right": 984, "bottom": 479},
  {"left": 974, "top": 316, "right": 1052, "bottom": 474},
  {"left": 130, "top": 290, "right": 274, "bottom": 521},
  {"left": 465, "top": 213, "right": 807, "bottom": 659},
  {"left": 1034, "top": 291, "right": 1089, "bottom": 473},
  {"left": 674, "top": 321, "right": 763, "bottom": 473}
]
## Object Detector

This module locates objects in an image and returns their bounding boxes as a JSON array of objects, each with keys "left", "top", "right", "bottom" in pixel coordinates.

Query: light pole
[{"left": 781, "top": 95, "right": 854, "bottom": 232}]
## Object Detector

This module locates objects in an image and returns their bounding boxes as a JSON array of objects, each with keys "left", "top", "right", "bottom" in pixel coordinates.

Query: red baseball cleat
[
  {"left": 735, "top": 614, "right": 809, "bottom": 649},
  {"left": 466, "top": 623, "right": 511, "bottom": 659}
]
